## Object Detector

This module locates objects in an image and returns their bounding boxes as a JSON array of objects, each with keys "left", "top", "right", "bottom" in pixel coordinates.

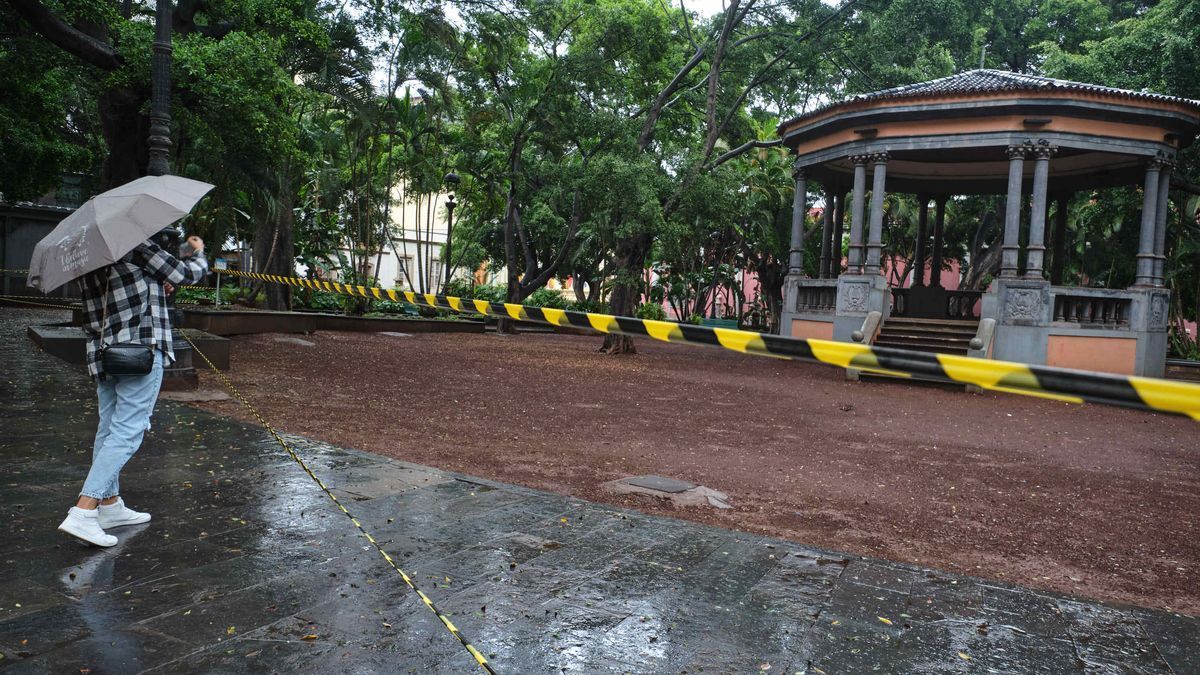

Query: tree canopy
[{"left": 3, "top": 0, "right": 1198, "bottom": 341}]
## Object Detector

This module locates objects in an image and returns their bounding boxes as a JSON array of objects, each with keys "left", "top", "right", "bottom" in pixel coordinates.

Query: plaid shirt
[{"left": 78, "top": 242, "right": 208, "bottom": 379}]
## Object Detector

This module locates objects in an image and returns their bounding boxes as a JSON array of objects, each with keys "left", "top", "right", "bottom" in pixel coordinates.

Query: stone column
[
  {"left": 1024, "top": 142, "right": 1056, "bottom": 279},
  {"left": 1050, "top": 194, "right": 1069, "bottom": 285},
  {"left": 832, "top": 191, "right": 846, "bottom": 276},
  {"left": 1152, "top": 159, "right": 1173, "bottom": 286},
  {"left": 864, "top": 152, "right": 888, "bottom": 275},
  {"left": 848, "top": 155, "right": 869, "bottom": 272},
  {"left": 1134, "top": 157, "right": 1165, "bottom": 286},
  {"left": 913, "top": 194, "right": 929, "bottom": 287},
  {"left": 789, "top": 165, "right": 808, "bottom": 275},
  {"left": 1000, "top": 144, "right": 1027, "bottom": 277},
  {"left": 931, "top": 196, "right": 947, "bottom": 287},
  {"left": 818, "top": 190, "right": 835, "bottom": 278}
]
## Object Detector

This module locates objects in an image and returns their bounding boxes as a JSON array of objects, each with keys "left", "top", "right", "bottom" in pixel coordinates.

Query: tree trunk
[
  {"left": 253, "top": 190, "right": 294, "bottom": 310},
  {"left": 601, "top": 234, "right": 650, "bottom": 354},
  {"left": 573, "top": 275, "right": 587, "bottom": 303},
  {"left": 97, "top": 85, "right": 148, "bottom": 189},
  {"left": 496, "top": 281, "right": 520, "bottom": 335},
  {"left": 756, "top": 260, "right": 785, "bottom": 334}
]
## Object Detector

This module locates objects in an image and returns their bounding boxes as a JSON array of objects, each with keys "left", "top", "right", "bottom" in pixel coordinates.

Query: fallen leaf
[
  {"left": 302, "top": 634, "right": 319, "bottom": 641},
  {"left": 759, "top": 662, "right": 771, "bottom": 671},
  {"left": 226, "top": 626, "right": 236, "bottom": 635},
  {"left": 878, "top": 617, "right": 893, "bottom": 625},
  {"left": 958, "top": 651, "right": 971, "bottom": 661},
  {"left": 830, "top": 620, "right": 840, "bottom": 626}
]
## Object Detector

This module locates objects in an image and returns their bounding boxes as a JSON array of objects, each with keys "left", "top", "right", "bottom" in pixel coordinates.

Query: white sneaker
[
  {"left": 97, "top": 498, "right": 152, "bottom": 529},
  {"left": 58, "top": 507, "right": 118, "bottom": 547}
]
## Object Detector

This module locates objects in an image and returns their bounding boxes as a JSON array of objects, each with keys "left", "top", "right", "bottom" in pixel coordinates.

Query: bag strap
[{"left": 99, "top": 269, "right": 111, "bottom": 349}]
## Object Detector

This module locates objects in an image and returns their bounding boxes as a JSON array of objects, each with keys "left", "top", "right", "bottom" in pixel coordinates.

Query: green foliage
[
  {"left": 10, "top": 0, "right": 1198, "bottom": 337},
  {"left": 1169, "top": 324, "right": 1200, "bottom": 360},
  {"left": 525, "top": 287, "right": 570, "bottom": 309},
  {"left": 445, "top": 277, "right": 474, "bottom": 298},
  {"left": 472, "top": 284, "right": 508, "bottom": 303},
  {"left": 295, "top": 290, "right": 345, "bottom": 312},
  {"left": 175, "top": 285, "right": 240, "bottom": 304},
  {"left": 368, "top": 300, "right": 419, "bottom": 315},
  {"left": 635, "top": 302, "right": 667, "bottom": 321},
  {"left": 566, "top": 299, "right": 606, "bottom": 313},
  {"left": 0, "top": 4, "right": 100, "bottom": 200}
]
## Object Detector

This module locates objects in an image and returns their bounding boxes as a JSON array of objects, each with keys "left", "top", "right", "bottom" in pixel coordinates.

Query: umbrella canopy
[{"left": 27, "top": 175, "right": 214, "bottom": 292}]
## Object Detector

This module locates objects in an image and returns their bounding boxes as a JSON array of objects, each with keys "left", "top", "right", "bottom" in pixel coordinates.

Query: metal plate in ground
[{"left": 624, "top": 474, "right": 696, "bottom": 493}]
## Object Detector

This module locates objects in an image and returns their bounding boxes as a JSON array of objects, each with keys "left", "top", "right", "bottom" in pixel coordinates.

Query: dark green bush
[
  {"left": 446, "top": 278, "right": 474, "bottom": 298},
  {"left": 526, "top": 287, "right": 569, "bottom": 309},
  {"left": 566, "top": 299, "right": 606, "bottom": 313},
  {"left": 472, "top": 284, "right": 507, "bottom": 303},
  {"left": 635, "top": 303, "right": 667, "bottom": 321}
]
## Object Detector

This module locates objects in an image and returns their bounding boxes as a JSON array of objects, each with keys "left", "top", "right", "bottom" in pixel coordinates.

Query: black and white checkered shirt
[{"left": 78, "top": 242, "right": 209, "bottom": 379}]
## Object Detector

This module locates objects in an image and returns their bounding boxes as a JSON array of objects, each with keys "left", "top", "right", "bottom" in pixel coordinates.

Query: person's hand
[
  {"left": 164, "top": 282, "right": 175, "bottom": 295},
  {"left": 187, "top": 235, "right": 205, "bottom": 254}
]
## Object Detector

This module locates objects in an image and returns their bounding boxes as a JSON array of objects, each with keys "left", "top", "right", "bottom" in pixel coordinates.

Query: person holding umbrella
[{"left": 27, "top": 176, "right": 215, "bottom": 547}]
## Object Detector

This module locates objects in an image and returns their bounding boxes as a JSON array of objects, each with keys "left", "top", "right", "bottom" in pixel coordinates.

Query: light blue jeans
[{"left": 80, "top": 350, "right": 164, "bottom": 499}]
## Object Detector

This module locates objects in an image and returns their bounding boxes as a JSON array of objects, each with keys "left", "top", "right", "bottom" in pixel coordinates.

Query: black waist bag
[
  {"left": 97, "top": 269, "right": 155, "bottom": 376},
  {"left": 101, "top": 342, "right": 155, "bottom": 375}
]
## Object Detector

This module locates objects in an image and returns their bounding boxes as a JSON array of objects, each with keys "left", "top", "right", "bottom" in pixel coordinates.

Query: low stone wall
[
  {"left": 180, "top": 308, "right": 485, "bottom": 336},
  {"left": 1166, "top": 358, "right": 1200, "bottom": 382},
  {"left": 28, "top": 324, "right": 231, "bottom": 370}
]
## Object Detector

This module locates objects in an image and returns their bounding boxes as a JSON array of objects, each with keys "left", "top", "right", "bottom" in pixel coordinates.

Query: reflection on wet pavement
[{"left": 1, "top": 307, "right": 1197, "bottom": 673}]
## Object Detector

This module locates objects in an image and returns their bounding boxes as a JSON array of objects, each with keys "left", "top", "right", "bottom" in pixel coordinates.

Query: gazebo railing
[
  {"left": 891, "top": 287, "right": 982, "bottom": 321},
  {"left": 1052, "top": 291, "right": 1131, "bottom": 328},
  {"left": 793, "top": 278, "right": 838, "bottom": 313}
]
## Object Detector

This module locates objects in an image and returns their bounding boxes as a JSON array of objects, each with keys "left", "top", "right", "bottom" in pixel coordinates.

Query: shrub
[
  {"left": 566, "top": 299, "right": 606, "bottom": 313},
  {"left": 176, "top": 285, "right": 239, "bottom": 304},
  {"left": 526, "top": 287, "right": 569, "bottom": 309},
  {"left": 472, "top": 284, "right": 507, "bottom": 303},
  {"left": 371, "top": 300, "right": 418, "bottom": 315},
  {"left": 446, "top": 278, "right": 474, "bottom": 298},
  {"left": 635, "top": 303, "right": 667, "bottom": 321},
  {"left": 297, "top": 290, "right": 344, "bottom": 312},
  {"left": 686, "top": 313, "right": 703, "bottom": 325}
]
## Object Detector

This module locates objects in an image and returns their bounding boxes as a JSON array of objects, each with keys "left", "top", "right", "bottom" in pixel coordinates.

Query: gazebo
[{"left": 777, "top": 69, "right": 1200, "bottom": 377}]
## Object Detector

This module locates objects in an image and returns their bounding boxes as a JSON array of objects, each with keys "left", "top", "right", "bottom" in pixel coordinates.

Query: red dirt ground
[{"left": 193, "top": 330, "right": 1200, "bottom": 615}]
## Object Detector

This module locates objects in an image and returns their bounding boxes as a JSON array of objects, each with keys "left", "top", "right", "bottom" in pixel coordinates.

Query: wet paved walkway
[{"left": 1, "top": 307, "right": 1197, "bottom": 674}]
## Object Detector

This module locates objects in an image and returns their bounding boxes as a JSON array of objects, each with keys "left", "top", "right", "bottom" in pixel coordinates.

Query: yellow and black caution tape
[
  {"left": 216, "top": 269, "right": 1200, "bottom": 421},
  {"left": 0, "top": 294, "right": 80, "bottom": 310},
  {"left": 180, "top": 332, "right": 496, "bottom": 673}
]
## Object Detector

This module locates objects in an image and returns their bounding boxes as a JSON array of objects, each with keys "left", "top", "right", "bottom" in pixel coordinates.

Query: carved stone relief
[
  {"left": 839, "top": 281, "right": 870, "bottom": 313},
  {"left": 1004, "top": 288, "right": 1043, "bottom": 322},
  {"left": 1148, "top": 293, "right": 1168, "bottom": 331}
]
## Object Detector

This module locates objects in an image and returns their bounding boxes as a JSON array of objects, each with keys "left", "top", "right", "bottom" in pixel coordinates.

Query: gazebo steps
[
  {"left": 874, "top": 340, "right": 971, "bottom": 355},
  {"left": 873, "top": 316, "right": 979, "bottom": 356}
]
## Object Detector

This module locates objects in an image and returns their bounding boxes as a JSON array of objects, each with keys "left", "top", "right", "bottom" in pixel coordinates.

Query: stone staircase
[{"left": 873, "top": 317, "right": 980, "bottom": 356}]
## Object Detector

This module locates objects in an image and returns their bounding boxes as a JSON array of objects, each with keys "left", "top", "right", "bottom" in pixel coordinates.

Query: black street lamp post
[
  {"left": 147, "top": 0, "right": 198, "bottom": 390},
  {"left": 147, "top": 0, "right": 173, "bottom": 177},
  {"left": 442, "top": 172, "right": 460, "bottom": 294}
]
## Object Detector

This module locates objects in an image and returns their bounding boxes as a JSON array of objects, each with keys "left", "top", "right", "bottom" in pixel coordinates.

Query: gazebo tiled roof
[{"left": 780, "top": 69, "right": 1200, "bottom": 130}]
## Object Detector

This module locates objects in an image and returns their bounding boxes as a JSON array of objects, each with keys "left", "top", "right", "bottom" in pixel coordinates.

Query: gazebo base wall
[
  {"left": 781, "top": 274, "right": 890, "bottom": 342},
  {"left": 781, "top": 276, "right": 838, "bottom": 340},
  {"left": 982, "top": 279, "right": 1169, "bottom": 377}
]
